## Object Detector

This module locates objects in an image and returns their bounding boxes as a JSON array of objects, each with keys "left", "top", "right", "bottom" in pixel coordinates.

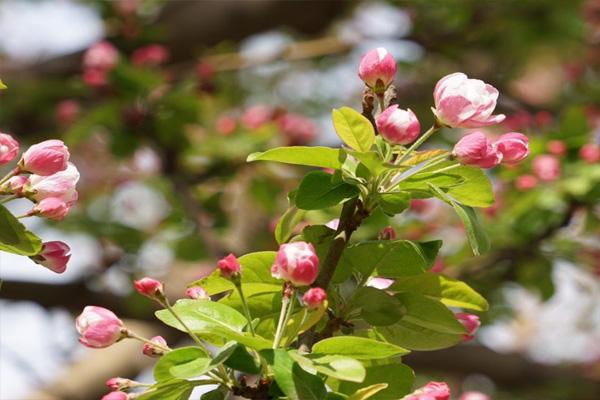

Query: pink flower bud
[
  {"left": 456, "top": 312, "right": 481, "bottom": 341},
  {"left": 459, "top": 392, "right": 491, "bottom": 400},
  {"left": 133, "top": 277, "right": 164, "bottom": 298},
  {"left": 366, "top": 276, "right": 394, "bottom": 290},
  {"left": 31, "top": 241, "right": 71, "bottom": 273},
  {"left": 32, "top": 197, "right": 71, "bottom": 221},
  {"left": 83, "top": 41, "right": 119, "bottom": 71},
  {"left": 376, "top": 105, "right": 420, "bottom": 145},
  {"left": 56, "top": 100, "right": 81, "bottom": 125},
  {"left": 27, "top": 162, "right": 79, "bottom": 203},
  {"left": 106, "top": 377, "right": 133, "bottom": 391},
  {"left": 547, "top": 140, "right": 567, "bottom": 156},
  {"left": 186, "top": 286, "right": 209, "bottom": 300},
  {"left": 433, "top": 72, "right": 505, "bottom": 128},
  {"left": 0, "top": 132, "right": 19, "bottom": 165},
  {"left": 241, "top": 105, "right": 273, "bottom": 130},
  {"left": 406, "top": 381, "right": 451, "bottom": 400},
  {"left": 358, "top": 48, "right": 396, "bottom": 93},
  {"left": 580, "top": 143, "right": 600, "bottom": 164},
  {"left": 0, "top": 175, "right": 29, "bottom": 196},
  {"left": 302, "top": 287, "right": 327, "bottom": 309},
  {"left": 378, "top": 226, "right": 397, "bottom": 240},
  {"left": 276, "top": 113, "right": 317, "bottom": 145},
  {"left": 21, "top": 140, "right": 70, "bottom": 176},
  {"left": 431, "top": 259, "right": 445, "bottom": 273},
  {"left": 142, "top": 335, "right": 168, "bottom": 357},
  {"left": 217, "top": 253, "right": 241, "bottom": 278},
  {"left": 216, "top": 115, "right": 237, "bottom": 135},
  {"left": 515, "top": 174, "right": 538, "bottom": 191},
  {"left": 533, "top": 154, "right": 561, "bottom": 182},
  {"left": 131, "top": 44, "right": 170, "bottom": 66},
  {"left": 494, "top": 132, "right": 529, "bottom": 165},
  {"left": 452, "top": 132, "right": 502, "bottom": 168},
  {"left": 101, "top": 391, "right": 129, "bottom": 400},
  {"left": 83, "top": 68, "right": 108, "bottom": 87},
  {"left": 271, "top": 242, "right": 319, "bottom": 286},
  {"left": 76, "top": 306, "right": 125, "bottom": 348}
]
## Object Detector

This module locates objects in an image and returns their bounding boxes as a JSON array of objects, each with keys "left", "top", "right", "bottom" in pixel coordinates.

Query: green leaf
[
  {"left": 0, "top": 79, "right": 6, "bottom": 89},
  {"left": 137, "top": 379, "right": 195, "bottom": 400},
  {"left": 347, "top": 150, "right": 386, "bottom": 175},
  {"left": 389, "top": 273, "right": 488, "bottom": 311},
  {"left": 378, "top": 191, "right": 410, "bottom": 216},
  {"left": 339, "top": 363, "right": 414, "bottom": 400},
  {"left": 0, "top": 204, "right": 43, "bottom": 256},
  {"left": 201, "top": 388, "right": 226, "bottom": 400},
  {"left": 247, "top": 146, "right": 342, "bottom": 170},
  {"left": 261, "top": 349, "right": 327, "bottom": 400},
  {"left": 347, "top": 384, "right": 389, "bottom": 400},
  {"left": 289, "top": 351, "right": 366, "bottom": 383},
  {"left": 352, "top": 287, "right": 405, "bottom": 326},
  {"left": 445, "top": 165, "right": 495, "bottom": 207},
  {"left": 223, "top": 344, "right": 261, "bottom": 374},
  {"left": 312, "top": 336, "right": 409, "bottom": 360},
  {"left": 332, "top": 240, "right": 442, "bottom": 283},
  {"left": 332, "top": 107, "right": 375, "bottom": 152},
  {"left": 295, "top": 171, "right": 360, "bottom": 210},
  {"left": 275, "top": 206, "right": 306, "bottom": 244},
  {"left": 429, "top": 184, "right": 490, "bottom": 255},
  {"left": 154, "top": 347, "right": 211, "bottom": 381},
  {"left": 192, "top": 251, "right": 278, "bottom": 289}
]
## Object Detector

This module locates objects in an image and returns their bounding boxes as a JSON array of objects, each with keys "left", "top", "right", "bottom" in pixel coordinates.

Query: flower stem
[
  {"left": 273, "top": 286, "right": 295, "bottom": 349},
  {"left": 395, "top": 125, "right": 438, "bottom": 166},
  {"left": 426, "top": 163, "right": 461, "bottom": 175},
  {"left": 163, "top": 299, "right": 207, "bottom": 349},
  {"left": 125, "top": 330, "right": 171, "bottom": 353},
  {"left": 284, "top": 308, "right": 308, "bottom": 347},
  {"left": 0, "top": 195, "right": 17, "bottom": 205},
  {"left": 235, "top": 283, "right": 256, "bottom": 336},
  {"left": 0, "top": 167, "right": 19, "bottom": 186}
]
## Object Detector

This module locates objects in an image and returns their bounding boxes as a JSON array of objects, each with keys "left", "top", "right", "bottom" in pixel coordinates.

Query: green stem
[
  {"left": 235, "top": 283, "right": 256, "bottom": 336},
  {"left": 126, "top": 330, "right": 171, "bottom": 353},
  {"left": 394, "top": 125, "right": 438, "bottom": 166},
  {"left": 0, "top": 195, "right": 17, "bottom": 205},
  {"left": 0, "top": 167, "right": 19, "bottom": 186},
  {"left": 163, "top": 299, "right": 207, "bottom": 350},
  {"left": 284, "top": 308, "right": 309, "bottom": 347},
  {"left": 426, "top": 163, "right": 461, "bottom": 175},
  {"left": 273, "top": 287, "right": 295, "bottom": 349},
  {"left": 376, "top": 94, "right": 386, "bottom": 114}
]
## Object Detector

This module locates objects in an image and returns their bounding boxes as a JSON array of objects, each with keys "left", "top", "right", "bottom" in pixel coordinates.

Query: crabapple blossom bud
[
  {"left": 131, "top": 44, "right": 170, "bottom": 66},
  {"left": 216, "top": 115, "right": 237, "bottom": 135},
  {"left": 31, "top": 197, "right": 70, "bottom": 221},
  {"left": 217, "top": 253, "right": 241, "bottom": 279},
  {"left": 142, "top": 335, "right": 168, "bottom": 357},
  {"left": 83, "top": 68, "right": 108, "bottom": 87},
  {"left": 456, "top": 312, "right": 481, "bottom": 340},
  {"left": 378, "top": 226, "right": 397, "bottom": 240},
  {"left": 302, "top": 287, "right": 327, "bottom": 309},
  {"left": 276, "top": 113, "right": 317, "bottom": 145},
  {"left": 459, "top": 392, "right": 491, "bottom": 400},
  {"left": 75, "top": 306, "right": 125, "bottom": 348},
  {"left": 0, "top": 175, "right": 29, "bottom": 196},
  {"left": 271, "top": 242, "right": 319, "bottom": 286},
  {"left": 494, "top": 132, "right": 529, "bottom": 165},
  {"left": 533, "top": 154, "right": 561, "bottom": 182},
  {"left": 433, "top": 72, "right": 505, "bottom": 128},
  {"left": 431, "top": 259, "right": 445, "bottom": 273},
  {"left": 21, "top": 140, "right": 70, "bottom": 175},
  {"left": 106, "top": 377, "right": 133, "bottom": 391},
  {"left": 515, "top": 174, "right": 538, "bottom": 191},
  {"left": 547, "top": 140, "right": 567, "bottom": 156},
  {"left": 83, "top": 41, "right": 119, "bottom": 71},
  {"left": 31, "top": 241, "right": 71, "bottom": 273},
  {"left": 241, "top": 105, "right": 272, "bottom": 130},
  {"left": 405, "top": 381, "right": 451, "bottom": 400},
  {"left": 134, "top": 277, "right": 164, "bottom": 298},
  {"left": 101, "top": 391, "right": 129, "bottom": 400},
  {"left": 376, "top": 105, "right": 421, "bottom": 145},
  {"left": 56, "top": 100, "right": 81, "bottom": 125},
  {"left": 366, "top": 276, "right": 394, "bottom": 290},
  {"left": 580, "top": 143, "right": 600, "bottom": 163},
  {"left": 452, "top": 132, "right": 502, "bottom": 168},
  {"left": 27, "top": 162, "right": 79, "bottom": 203},
  {"left": 186, "top": 286, "right": 209, "bottom": 300},
  {"left": 0, "top": 132, "right": 19, "bottom": 165},
  {"left": 358, "top": 47, "right": 396, "bottom": 93}
]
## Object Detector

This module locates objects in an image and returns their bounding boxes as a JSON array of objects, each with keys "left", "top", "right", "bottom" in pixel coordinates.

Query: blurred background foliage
[{"left": 0, "top": 0, "right": 599, "bottom": 399}]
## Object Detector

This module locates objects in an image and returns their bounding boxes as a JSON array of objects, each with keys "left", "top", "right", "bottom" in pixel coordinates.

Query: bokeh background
[{"left": 1, "top": 0, "right": 600, "bottom": 399}]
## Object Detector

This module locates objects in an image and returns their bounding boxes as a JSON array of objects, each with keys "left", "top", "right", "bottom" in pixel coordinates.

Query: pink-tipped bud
[
  {"left": 217, "top": 253, "right": 241, "bottom": 279},
  {"left": 302, "top": 287, "right": 327, "bottom": 310},
  {"left": 133, "top": 277, "right": 164, "bottom": 298},
  {"left": 0, "top": 175, "right": 29, "bottom": 196},
  {"left": 131, "top": 44, "right": 170, "bottom": 66},
  {"left": 376, "top": 105, "right": 421, "bottom": 145},
  {"left": 358, "top": 47, "right": 397, "bottom": 93},
  {"left": 515, "top": 174, "right": 538, "bottom": 191},
  {"left": 56, "top": 100, "right": 81, "bottom": 125},
  {"left": 276, "top": 113, "right": 317, "bottom": 145},
  {"left": 83, "top": 41, "right": 119, "bottom": 71},
  {"left": 101, "top": 391, "right": 129, "bottom": 400},
  {"left": 241, "top": 105, "right": 273, "bottom": 130},
  {"left": 271, "top": 242, "right": 319, "bottom": 287},
  {"left": 83, "top": 68, "right": 108, "bottom": 87},
  {"left": 580, "top": 143, "right": 600, "bottom": 164},
  {"left": 216, "top": 115, "right": 237, "bottom": 135},
  {"left": 433, "top": 72, "right": 505, "bottom": 128},
  {"left": 547, "top": 140, "right": 567, "bottom": 156},
  {"left": 459, "top": 392, "right": 491, "bottom": 400},
  {"left": 452, "top": 132, "right": 502, "bottom": 168},
  {"left": 106, "top": 377, "right": 134, "bottom": 391},
  {"left": 533, "top": 154, "right": 561, "bottom": 182},
  {"left": 186, "top": 286, "right": 209, "bottom": 300},
  {"left": 21, "top": 140, "right": 70, "bottom": 176},
  {"left": 142, "top": 335, "right": 168, "bottom": 357},
  {"left": 366, "top": 276, "right": 394, "bottom": 290},
  {"left": 494, "top": 132, "right": 529, "bottom": 165},
  {"left": 378, "top": 226, "right": 397, "bottom": 240},
  {"left": 75, "top": 306, "right": 125, "bottom": 348},
  {"left": 27, "top": 162, "right": 79, "bottom": 203},
  {"left": 32, "top": 197, "right": 70, "bottom": 221},
  {"left": 405, "top": 381, "right": 451, "bottom": 400},
  {"left": 31, "top": 241, "right": 71, "bottom": 273},
  {"left": 456, "top": 312, "right": 481, "bottom": 341},
  {"left": 431, "top": 259, "right": 445, "bottom": 273},
  {"left": 0, "top": 132, "right": 19, "bottom": 165}
]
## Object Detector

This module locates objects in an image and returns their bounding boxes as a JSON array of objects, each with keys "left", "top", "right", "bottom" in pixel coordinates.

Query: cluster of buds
[
  {"left": 452, "top": 131, "right": 529, "bottom": 169},
  {"left": 0, "top": 135, "right": 79, "bottom": 273},
  {"left": 404, "top": 381, "right": 451, "bottom": 400},
  {"left": 82, "top": 41, "right": 119, "bottom": 87}
]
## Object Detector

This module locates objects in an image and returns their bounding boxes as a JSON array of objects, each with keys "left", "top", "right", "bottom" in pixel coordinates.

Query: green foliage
[
  {"left": 136, "top": 379, "right": 195, "bottom": 400},
  {"left": 247, "top": 146, "right": 343, "bottom": 169},
  {"left": 338, "top": 362, "right": 415, "bottom": 400},
  {"left": 312, "top": 337, "right": 409, "bottom": 360},
  {"left": 332, "top": 107, "right": 375, "bottom": 152},
  {"left": 295, "top": 171, "right": 360, "bottom": 210},
  {"left": 352, "top": 287, "right": 405, "bottom": 326},
  {"left": 154, "top": 346, "right": 212, "bottom": 381},
  {"left": 0, "top": 204, "right": 43, "bottom": 256}
]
